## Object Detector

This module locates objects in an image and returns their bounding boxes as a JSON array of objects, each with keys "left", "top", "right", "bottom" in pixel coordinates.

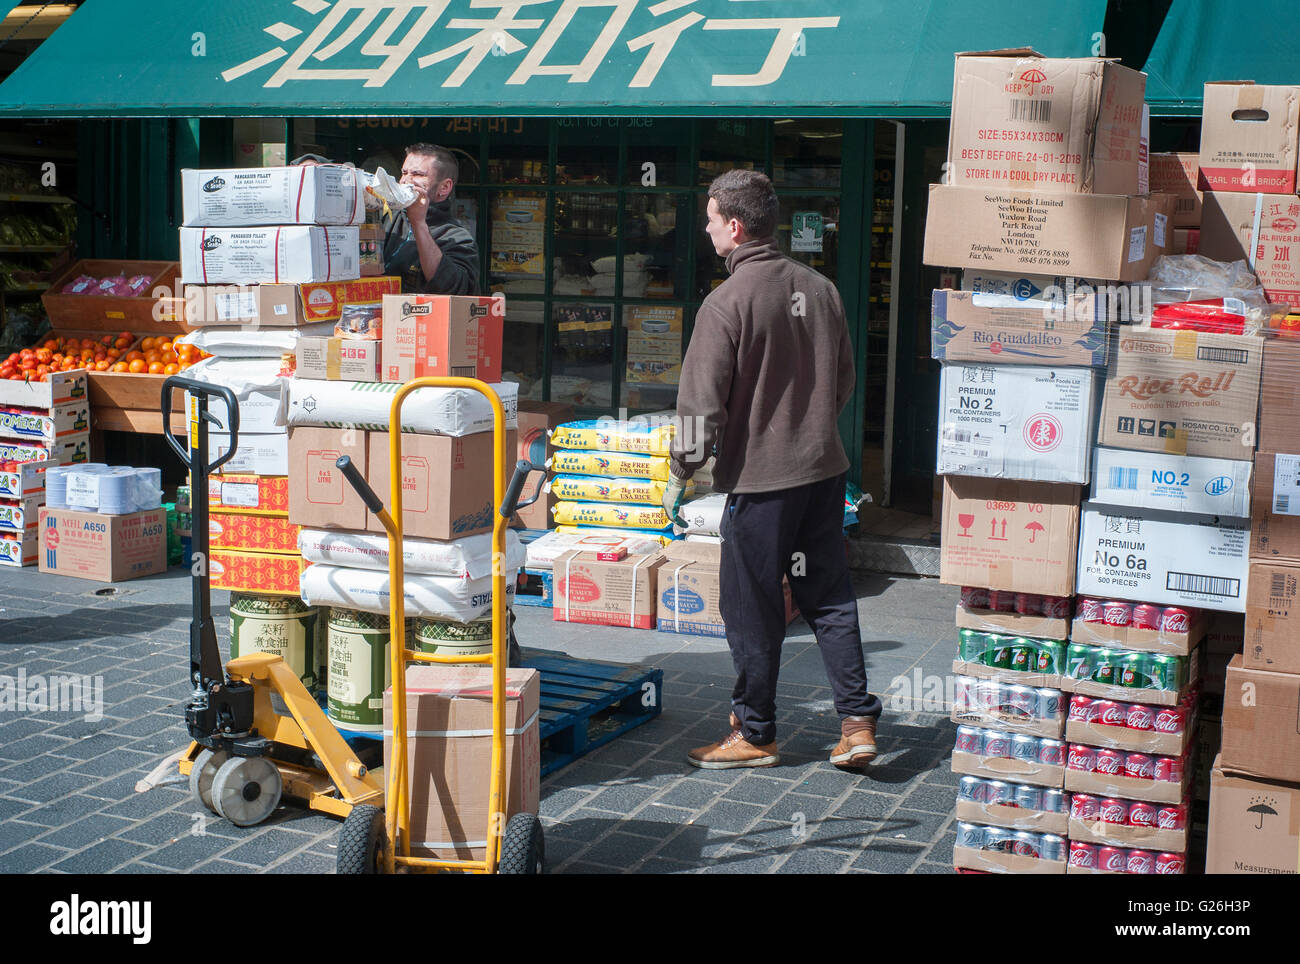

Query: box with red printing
[
  {"left": 381, "top": 294, "right": 503, "bottom": 384},
  {"left": 209, "top": 548, "right": 308, "bottom": 596},
  {"left": 38, "top": 507, "right": 167, "bottom": 582},
  {"left": 209, "top": 512, "right": 300, "bottom": 554},
  {"left": 208, "top": 474, "right": 290, "bottom": 515},
  {"left": 0, "top": 524, "right": 37, "bottom": 567}
]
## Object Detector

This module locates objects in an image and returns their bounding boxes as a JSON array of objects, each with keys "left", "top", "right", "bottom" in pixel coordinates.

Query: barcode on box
[
  {"left": 974, "top": 449, "right": 989, "bottom": 458},
  {"left": 1279, "top": 495, "right": 1291, "bottom": 513},
  {"left": 1196, "top": 346, "right": 1249, "bottom": 365},
  {"left": 1166, "top": 571, "right": 1240, "bottom": 598},
  {"left": 1272, "top": 572, "right": 1287, "bottom": 596},
  {"left": 1176, "top": 199, "right": 1194, "bottom": 213},
  {"left": 949, "top": 430, "right": 972, "bottom": 443},
  {"left": 1010, "top": 99, "right": 1051, "bottom": 123},
  {"left": 1107, "top": 467, "right": 1139, "bottom": 491}
]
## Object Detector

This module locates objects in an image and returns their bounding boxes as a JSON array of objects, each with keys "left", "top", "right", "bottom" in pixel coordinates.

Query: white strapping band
[
  {"left": 1250, "top": 192, "right": 1264, "bottom": 269},
  {"left": 383, "top": 708, "right": 540, "bottom": 739}
]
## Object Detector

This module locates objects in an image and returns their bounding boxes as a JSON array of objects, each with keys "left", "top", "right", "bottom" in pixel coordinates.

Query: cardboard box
[
  {"left": 1064, "top": 759, "right": 1190, "bottom": 805},
  {"left": 512, "top": 400, "right": 574, "bottom": 530},
  {"left": 955, "top": 603, "right": 1069, "bottom": 643},
  {"left": 939, "top": 476, "right": 1082, "bottom": 597},
  {"left": 383, "top": 666, "right": 540, "bottom": 861},
  {"left": 209, "top": 512, "right": 300, "bottom": 554},
  {"left": 181, "top": 283, "right": 304, "bottom": 327},
  {"left": 209, "top": 432, "right": 289, "bottom": 477},
  {"left": 552, "top": 549, "right": 666, "bottom": 630},
  {"left": 295, "top": 337, "right": 381, "bottom": 382},
  {"left": 1258, "top": 339, "right": 1300, "bottom": 454},
  {"left": 0, "top": 368, "right": 87, "bottom": 409},
  {"left": 1199, "top": 83, "right": 1300, "bottom": 194},
  {"left": 41, "top": 260, "right": 181, "bottom": 332},
  {"left": 1251, "top": 453, "right": 1300, "bottom": 562},
  {"left": 179, "top": 226, "right": 360, "bottom": 285},
  {"left": 1067, "top": 815, "right": 1188, "bottom": 854},
  {"left": 949, "top": 705, "right": 1064, "bottom": 740},
  {"left": 930, "top": 289, "right": 1110, "bottom": 367},
  {"left": 951, "top": 658, "right": 1064, "bottom": 692},
  {"left": 209, "top": 548, "right": 308, "bottom": 596},
  {"left": 0, "top": 402, "right": 91, "bottom": 443},
  {"left": 1069, "top": 609, "right": 1208, "bottom": 657},
  {"left": 1090, "top": 447, "right": 1251, "bottom": 519},
  {"left": 947, "top": 51, "right": 1145, "bottom": 195},
  {"left": 1066, "top": 718, "right": 1191, "bottom": 758},
  {"left": 380, "top": 294, "right": 504, "bottom": 384},
  {"left": 1199, "top": 190, "right": 1300, "bottom": 310},
  {"left": 38, "top": 507, "right": 167, "bottom": 582},
  {"left": 0, "top": 524, "right": 37, "bottom": 567},
  {"left": 287, "top": 426, "right": 369, "bottom": 531},
  {"left": 364, "top": 430, "right": 511, "bottom": 542},
  {"left": 954, "top": 798, "right": 1068, "bottom": 836},
  {"left": 1149, "top": 153, "right": 1203, "bottom": 227},
  {"left": 181, "top": 166, "right": 365, "bottom": 227},
  {"left": 656, "top": 540, "right": 724, "bottom": 637},
  {"left": 1076, "top": 502, "right": 1251, "bottom": 613},
  {"left": 0, "top": 495, "right": 43, "bottom": 532},
  {"left": 937, "top": 363, "right": 1098, "bottom": 483},
  {"left": 950, "top": 749, "right": 1065, "bottom": 788},
  {"left": 1205, "top": 757, "right": 1300, "bottom": 874},
  {"left": 0, "top": 459, "right": 48, "bottom": 499},
  {"left": 923, "top": 185, "right": 1176, "bottom": 282},
  {"left": 209, "top": 474, "right": 289, "bottom": 515},
  {"left": 953, "top": 845, "right": 1066, "bottom": 875},
  {"left": 1245, "top": 563, "right": 1300, "bottom": 674},
  {"left": 0, "top": 433, "right": 90, "bottom": 468},
  {"left": 298, "top": 276, "right": 401, "bottom": 324},
  {"left": 1172, "top": 228, "right": 1199, "bottom": 255},
  {"left": 1097, "top": 327, "right": 1264, "bottom": 460},
  {"left": 1217, "top": 655, "right": 1300, "bottom": 784},
  {"left": 359, "top": 223, "right": 383, "bottom": 277}
]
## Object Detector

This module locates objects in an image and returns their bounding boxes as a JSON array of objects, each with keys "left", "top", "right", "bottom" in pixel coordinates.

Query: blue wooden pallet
[
  {"left": 519, "top": 648, "right": 663, "bottom": 776},
  {"left": 513, "top": 568, "right": 554, "bottom": 608}
]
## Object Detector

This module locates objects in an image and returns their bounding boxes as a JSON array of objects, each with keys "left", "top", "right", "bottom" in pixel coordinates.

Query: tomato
[{"left": 125, "top": 350, "right": 144, "bottom": 363}]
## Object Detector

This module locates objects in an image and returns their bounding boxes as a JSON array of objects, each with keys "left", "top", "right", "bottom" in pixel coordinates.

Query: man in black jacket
[{"left": 383, "top": 143, "right": 479, "bottom": 295}]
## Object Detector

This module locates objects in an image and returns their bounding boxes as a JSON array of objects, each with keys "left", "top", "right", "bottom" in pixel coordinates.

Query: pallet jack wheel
[
  {"left": 210, "top": 755, "right": 283, "bottom": 827},
  {"left": 189, "top": 749, "right": 228, "bottom": 813},
  {"left": 497, "top": 812, "right": 545, "bottom": 875},
  {"left": 337, "top": 804, "right": 387, "bottom": 875}
]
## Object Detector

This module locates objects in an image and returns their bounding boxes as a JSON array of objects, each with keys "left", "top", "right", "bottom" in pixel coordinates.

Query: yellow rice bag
[
  {"left": 550, "top": 419, "right": 675, "bottom": 456},
  {"left": 555, "top": 525, "right": 673, "bottom": 546},
  {"left": 548, "top": 475, "right": 692, "bottom": 506},
  {"left": 552, "top": 501, "right": 673, "bottom": 530},
  {"left": 549, "top": 450, "right": 675, "bottom": 481}
]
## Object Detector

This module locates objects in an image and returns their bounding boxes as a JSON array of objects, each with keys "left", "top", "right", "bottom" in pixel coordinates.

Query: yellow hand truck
[{"left": 333, "top": 377, "right": 545, "bottom": 874}]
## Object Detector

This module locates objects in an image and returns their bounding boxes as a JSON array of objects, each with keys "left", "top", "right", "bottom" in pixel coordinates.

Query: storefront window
[
  {"left": 625, "top": 118, "right": 691, "bottom": 188},
  {"left": 620, "top": 303, "right": 683, "bottom": 412},
  {"left": 778, "top": 195, "right": 839, "bottom": 283},
  {"left": 697, "top": 118, "right": 764, "bottom": 186},
  {"left": 773, "top": 120, "right": 843, "bottom": 189},
  {"left": 482, "top": 118, "right": 549, "bottom": 185},
  {"left": 550, "top": 302, "right": 614, "bottom": 408},
  {"left": 623, "top": 192, "right": 687, "bottom": 301},
  {"left": 557, "top": 118, "right": 619, "bottom": 186}
]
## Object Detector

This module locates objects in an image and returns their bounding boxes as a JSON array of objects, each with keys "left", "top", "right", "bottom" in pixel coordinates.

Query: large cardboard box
[
  {"left": 923, "top": 185, "right": 1176, "bottom": 282},
  {"left": 287, "top": 426, "right": 369, "bottom": 531},
  {"left": 181, "top": 283, "right": 305, "bottom": 327},
  {"left": 1251, "top": 453, "right": 1300, "bottom": 562},
  {"left": 656, "top": 540, "right": 724, "bottom": 637},
  {"left": 0, "top": 522, "right": 37, "bottom": 567},
  {"left": 384, "top": 666, "right": 540, "bottom": 862},
  {"left": 1096, "top": 327, "right": 1264, "bottom": 460},
  {"left": 295, "top": 337, "right": 381, "bottom": 382},
  {"left": 364, "top": 429, "right": 513, "bottom": 542},
  {"left": 1149, "top": 153, "right": 1202, "bottom": 227},
  {"left": 0, "top": 433, "right": 90, "bottom": 469},
  {"left": 1205, "top": 758, "right": 1300, "bottom": 874},
  {"left": 1199, "top": 83, "right": 1300, "bottom": 194},
  {"left": 552, "top": 549, "right": 666, "bottom": 630},
  {"left": 0, "top": 401, "right": 91, "bottom": 444},
  {"left": 1199, "top": 191, "right": 1300, "bottom": 310},
  {"left": 0, "top": 368, "right": 87, "bottom": 409},
  {"left": 512, "top": 400, "right": 574, "bottom": 530},
  {"left": 1220, "top": 655, "right": 1300, "bottom": 784},
  {"left": 179, "top": 226, "right": 360, "bottom": 285},
  {"left": 209, "top": 474, "right": 289, "bottom": 515},
  {"left": 930, "top": 289, "right": 1109, "bottom": 367},
  {"left": 298, "top": 276, "right": 401, "bottom": 324},
  {"left": 380, "top": 294, "right": 504, "bottom": 384},
  {"left": 209, "top": 432, "right": 289, "bottom": 477},
  {"left": 1090, "top": 447, "right": 1252, "bottom": 518},
  {"left": 181, "top": 166, "right": 365, "bottom": 227},
  {"left": 209, "top": 548, "right": 308, "bottom": 596},
  {"left": 939, "top": 476, "right": 1082, "bottom": 596},
  {"left": 1257, "top": 338, "right": 1300, "bottom": 454},
  {"left": 947, "top": 51, "right": 1145, "bottom": 195},
  {"left": 938, "top": 363, "right": 1097, "bottom": 483},
  {"left": 1076, "top": 502, "right": 1250, "bottom": 613},
  {"left": 209, "top": 512, "right": 300, "bottom": 555},
  {"left": 1245, "top": 562, "right": 1300, "bottom": 674},
  {"left": 38, "top": 507, "right": 167, "bottom": 582}
]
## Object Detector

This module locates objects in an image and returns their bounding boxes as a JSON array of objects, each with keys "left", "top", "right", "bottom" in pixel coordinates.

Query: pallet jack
[{"left": 161, "top": 375, "right": 384, "bottom": 826}]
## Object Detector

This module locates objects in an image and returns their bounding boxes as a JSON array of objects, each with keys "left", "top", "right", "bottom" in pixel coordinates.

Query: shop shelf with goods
[{"left": 0, "top": 149, "right": 78, "bottom": 339}]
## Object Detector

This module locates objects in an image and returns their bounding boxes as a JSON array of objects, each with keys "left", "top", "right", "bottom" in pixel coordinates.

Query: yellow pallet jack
[{"left": 162, "top": 375, "right": 384, "bottom": 826}]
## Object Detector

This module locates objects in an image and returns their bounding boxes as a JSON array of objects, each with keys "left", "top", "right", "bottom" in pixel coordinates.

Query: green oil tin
[
  {"left": 229, "top": 592, "right": 320, "bottom": 691},
  {"left": 415, "top": 618, "right": 493, "bottom": 665},
  {"left": 327, "top": 608, "right": 411, "bottom": 733}
]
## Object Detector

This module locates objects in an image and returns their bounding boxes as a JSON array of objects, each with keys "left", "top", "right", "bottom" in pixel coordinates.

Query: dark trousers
[{"left": 719, "top": 473, "right": 881, "bottom": 746}]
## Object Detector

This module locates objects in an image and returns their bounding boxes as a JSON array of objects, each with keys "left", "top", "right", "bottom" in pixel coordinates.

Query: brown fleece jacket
[{"left": 670, "top": 238, "right": 854, "bottom": 493}]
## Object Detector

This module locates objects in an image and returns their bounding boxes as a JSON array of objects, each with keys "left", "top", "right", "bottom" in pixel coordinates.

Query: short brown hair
[
  {"left": 708, "top": 169, "right": 778, "bottom": 239},
  {"left": 406, "top": 143, "right": 459, "bottom": 185}
]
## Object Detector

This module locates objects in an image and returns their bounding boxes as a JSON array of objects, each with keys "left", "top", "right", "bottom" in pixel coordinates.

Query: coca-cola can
[
  {"left": 982, "top": 827, "right": 1013, "bottom": 853},
  {"left": 1103, "top": 601, "right": 1133, "bottom": 627},
  {"left": 960, "top": 586, "right": 990, "bottom": 610},
  {"left": 988, "top": 590, "right": 1017, "bottom": 613},
  {"left": 1157, "top": 804, "right": 1187, "bottom": 830},
  {"left": 1039, "top": 833, "right": 1066, "bottom": 862},
  {"left": 955, "top": 725, "right": 985, "bottom": 755},
  {"left": 1154, "top": 755, "right": 1184, "bottom": 783},
  {"left": 1036, "top": 688, "right": 1062, "bottom": 720},
  {"left": 956, "top": 821, "right": 985, "bottom": 849},
  {"left": 1012, "top": 831, "right": 1041, "bottom": 857},
  {"left": 1069, "top": 841, "right": 1098, "bottom": 868},
  {"left": 958, "top": 776, "right": 987, "bottom": 802},
  {"left": 1071, "top": 793, "right": 1100, "bottom": 821},
  {"left": 1011, "top": 734, "right": 1040, "bottom": 763},
  {"left": 986, "top": 780, "right": 1014, "bottom": 806},
  {"left": 1068, "top": 694, "right": 1096, "bottom": 723},
  {"left": 1153, "top": 706, "right": 1186, "bottom": 734},
  {"left": 1126, "top": 703, "right": 1155, "bottom": 731},
  {"left": 1155, "top": 852, "right": 1186, "bottom": 874},
  {"left": 1128, "top": 800, "right": 1158, "bottom": 827},
  {"left": 1042, "top": 595, "right": 1073, "bottom": 619},
  {"left": 1132, "top": 604, "right": 1162, "bottom": 631},
  {"left": 1160, "top": 606, "right": 1191, "bottom": 634},
  {"left": 1014, "top": 785, "right": 1042, "bottom": 811},
  {"left": 1079, "top": 597, "right": 1105, "bottom": 623},
  {"left": 983, "top": 730, "right": 1012, "bottom": 759},
  {"left": 1007, "top": 685, "right": 1038, "bottom": 720},
  {"left": 1067, "top": 744, "right": 1097, "bottom": 772},
  {"left": 1038, "top": 739, "right": 1066, "bottom": 766},
  {"left": 1095, "top": 748, "right": 1125, "bottom": 776},
  {"left": 1095, "top": 700, "right": 1126, "bottom": 728},
  {"left": 1098, "top": 845, "right": 1128, "bottom": 872},
  {"left": 1127, "top": 848, "right": 1156, "bottom": 874},
  {"left": 1014, "top": 593, "right": 1043, "bottom": 616},
  {"left": 1125, "top": 752, "right": 1155, "bottom": 780},
  {"left": 1098, "top": 798, "right": 1128, "bottom": 824},
  {"left": 1042, "top": 788, "right": 1066, "bottom": 814}
]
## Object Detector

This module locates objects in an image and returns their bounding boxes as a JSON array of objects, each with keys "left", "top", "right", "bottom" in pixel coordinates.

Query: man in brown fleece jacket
[{"left": 663, "top": 170, "right": 882, "bottom": 771}]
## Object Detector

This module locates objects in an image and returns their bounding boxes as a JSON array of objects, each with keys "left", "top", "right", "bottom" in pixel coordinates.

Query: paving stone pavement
[{"left": 0, "top": 564, "right": 961, "bottom": 874}]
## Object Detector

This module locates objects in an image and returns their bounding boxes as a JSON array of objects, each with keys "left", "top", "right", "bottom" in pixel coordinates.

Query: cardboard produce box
[
  {"left": 1096, "top": 327, "right": 1264, "bottom": 460},
  {"left": 946, "top": 50, "right": 1145, "bottom": 195},
  {"left": 181, "top": 166, "right": 365, "bottom": 227},
  {"left": 950, "top": 749, "right": 1065, "bottom": 788},
  {"left": 0, "top": 495, "right": 43, "bottom": 532},
  {"left": 209, "top": 474, "right": 289, "bottom": 514},
  {"left": 1090, "top": 448, "right": 1251, "bottom": 519},
  {"left": 1199, "top": 83, "right": 1300, "bottom": 194},
  {"left": 512, "top": 400, "right": 574, "bottom": 530},
  {"left": 209, "top": 512, "right": 300, "bottom": 555},
  {"left": 1220, "top": 655, "right": 1300, "bottom": 784},
  {"left": 179, "top": 226, "right": 360, "bottom": 285},
  {"left": 0, "top": 401, "right": 91, "bottom": 444},
  {"left": 1199, "top": 191, "right": 1300, "bottom": 310},
  {"left": 1251, "top": 453, "right": 1300, "bottom": 562},
  {"left": 1258, "top": 338, "right": 1300, "bottom": 453},
  {"left": 552, "top": 549, "right": 666, "bottom": 630},
  {"left": 0, "top": 523, "right": 37, "bottom": 567},
  {"left": 287, "top": 426, "right": 369, "bottom": 531},
  {"left": 1205, "top": 757, "right": 1300, "bottom": 874},
  {"left": 209, "top": 432, "right": 289, "bottom": 477},
  {"left": 953, "top": 845, "right": 1066, "bottom": 875},
  {"left": 0, "top": 460, "right": 48, "bottom": 499},
  {"left": 1245, "top": 563, "right": 1300, "bottom": 674},
  {"left": 1149, "top": 153, "right": 1202, "bottom": 227},
  {"left": 0, "top": 368, "right": 87, "bottom": 410},
  {"left": 383, "top": 666, "right": 540, "bottom": 862},
  {"left": 380, "top": 294, "right": 504, "bottom": 384},
  {"left": 937, "top": 363, "right": 1098, "bottom": 483},
  {"left": 38, "top": 506, "right": 167, "bottom": 582},
  {"left": 1076, "top": 502, "right": 1250, "bottom": 613},
  {"left": 938, "top": 476, "right": 1082, "bottom": 597},
  {"left": 923, "top": 185, "right": 1176, "bottom": 282},
  {"left": 295, "top": 337, "right": 381, "bottom": 382},
  {"left": 930, "top": 289, "right": 1109, "bottom": 367},
  {"left": 0, "top": 433, "right": 90, "bottom": 469},
  {"left": 209, "top": 548, "right": 308, "bottom": 596},
  {"left": 41, "top": 259, "right": 181, "bottom": 331},
  {"left": 954, "top": 798, "right": 1068, "bottom": 836},
  {"left": 364, "top": 430, "right": 511, "bottom": 542}
]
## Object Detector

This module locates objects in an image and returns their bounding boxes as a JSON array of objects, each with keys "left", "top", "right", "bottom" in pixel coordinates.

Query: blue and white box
[{"left": 1090, "top": 447, "right": 1252, "bottom": 518}]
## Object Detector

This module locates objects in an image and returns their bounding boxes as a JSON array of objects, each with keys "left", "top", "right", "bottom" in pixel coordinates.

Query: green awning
[
  {"left": 1144, "top": 0, "right": 1300, "bottom": 111},
  {"left": 0, "top": 0, "right": 1106, "bottom": 117}
]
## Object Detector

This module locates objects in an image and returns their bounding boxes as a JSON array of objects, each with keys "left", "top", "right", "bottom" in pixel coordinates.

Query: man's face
[
  {"left": 705, "top": 197, "right": 739, "bottom": 257},
  {"left": 401, "top": 153, "right": 452, "bottom": 201}
]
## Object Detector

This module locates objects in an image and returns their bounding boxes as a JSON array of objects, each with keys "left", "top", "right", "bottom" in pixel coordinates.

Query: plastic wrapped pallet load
[
  {"left": 284, "top": 378, "right": 518, "bottom": 436},
  {"left": 299, "top": 563, "right": 517, "bottom": 621}
]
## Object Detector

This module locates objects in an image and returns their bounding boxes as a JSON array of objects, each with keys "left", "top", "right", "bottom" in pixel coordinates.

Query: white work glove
[{"left": 662, "top": 474, "right": 690, "bottom": 527}]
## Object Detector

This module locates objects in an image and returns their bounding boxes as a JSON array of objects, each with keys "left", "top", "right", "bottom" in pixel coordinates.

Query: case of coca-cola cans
[
  {"left": 1071, "top": 597, "right": 1207, "bottom": 657},
  {"left": 1066, "top": 841, "right": 1187, "bottom": 875},
  {"left": 951, "top": 675, "right": 1066, "bottom": 739},
  {"left": 1067, "top": 791, "right": 1191, "bottom": 857},
  {"left": 955, "top": 776, "right": 1070, "bottom": 835},
  {"left": 954, "top": 820, "right": 1068, "bottom": 874},
  {"left": 1064, "top": 691, "right": 1196, "bottom": 757},
  {"left": 1063, "top": 641, "right": 1196, "bottom": 707},
  {"left": 1064, "top": 741, "right": 1193, "bottom": 804},
  {"left": 952, "top": 727, "right": 1067, "bottom": 788},
  {"left": 956, "top": 586, "right": 1073, "bottom": 643}
]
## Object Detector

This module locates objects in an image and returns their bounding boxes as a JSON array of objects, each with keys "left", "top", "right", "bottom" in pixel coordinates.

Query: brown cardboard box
[
  {"left": 950, "top": 749, "right": 1065, "bottom": 788},
  {"left": 512, "top": 400, "right": 574, "bottom": 530},
  {"left": 929, "top": 289, "right": 1110, "bottom": 367},
  {"left": 1149, "top": 153, "right": 1203, "bottom": 227},
  {"left": 1245, "top": 562, "right": 1300, "bottom": 674},
  {"left": 1172, "top": 227, "right": 1200, "bottom": 255},
  {"left": 923, "top": 185, "right": 1176, "bottom": 282},
  {"left": 1257, "top": 338, "right": 1300, "bottom": 454},
  {"left": 1068, "top": 611, "right": 1207, "bottom": 657},
  {"left": 364, "top": 430, "right": 510, "bottom": 542},
  {"left": 552, "top": 549, "right": 666, "bottom": 630},
  {"left": 383, "top": 666, "right": 540, "bottom": 861},
  {"left": 1064, "top": 760, "right": 1190, "bottom": 805},
  {"left": 1199, "top": 83, "right": 1300, "bottom": 194},
  {"left": 380, "top": 294, "right": 504, "bottom": 384},
  {"left": 954, "top": 798, "right": 1068, "bottom": 836},
  {"left": 947, "top": 51, "right": 1145, "bottom": 195},
  {"left": 295, "top": 336, "right": 381, "bottom": 381},
  {"left": 209, "top": 548, "right": 308, "bottom": 596},
  {"left": 656, "top": 540, "right": 724, "bottom": 637},
  {"left": 1199, "top": 191, "right": 1300, "bottom": 311},
  {"left": 1066, "top": 718, "right": 1191, "bottom": 758},
  {"left": 209, "top": 512, "right": 300, "bottom": 554},
  {"left": 954, "top": 604, "right": 1069, "bottom": 644},
  {"left": 297, "top": 276, "right": 402, "bottom": 324},
  {"left": 939, "top": 476, "right": 1082, "bottom": 597},
  {"left": 1221, "top": 655, "right": 1300, "bottom": 784},
  {"left": 287, "top": 426, "right": 369, "bottom": 531},
  {"left": 1067, "top": 815, "right": 1188, "bottom": 854},
  {"left": 949, "top": 706, "right": 1063, "bottom": 740},
  {"left": 1205, "top": 756, "right": 1300, "bottom": 874},
  {"left": 182, "top": 283, "right": 305, "bottom": 327},
  {"left": 1096, "top": 327, "right": 1264, "bottom": 460},
  {"left": 953, "top": 845, "right": 1066, "bottom": 875},
  {"left": 1251, "top": 455, "right": 1300, "bottom": 563},
  {"left": 38, "top": 507, "right": 167, "bottom": 582},
  {"left": 209, "top": 474, "right": 289, "bottom": 515}
]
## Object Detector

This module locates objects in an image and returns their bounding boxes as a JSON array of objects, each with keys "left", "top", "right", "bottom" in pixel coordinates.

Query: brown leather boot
[
  {"left": 688, "top": 729, "right": 780, "bottom": 769},
  {"left": 830, "top": 715, "right": 878, "bottom": 770}
]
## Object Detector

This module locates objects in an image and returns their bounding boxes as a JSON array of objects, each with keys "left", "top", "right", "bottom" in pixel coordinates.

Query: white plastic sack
[
  {"left": 300, "top": 562, "right": 516, "bottom": 622},
  {"left": 678, "top": 492, "right": 727, "bottom": 537},
  {"left": 179, "top": 323, "right": 335, "bottom": 357},
  {"left": 284, "top": 378, "right": 518, "bottom": 435},
  {"left": 298, "top": 528, "right": 523, "bottom": 580},
  {"left": 362, "top": 166, "right": 418, "bottom": 212}
]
